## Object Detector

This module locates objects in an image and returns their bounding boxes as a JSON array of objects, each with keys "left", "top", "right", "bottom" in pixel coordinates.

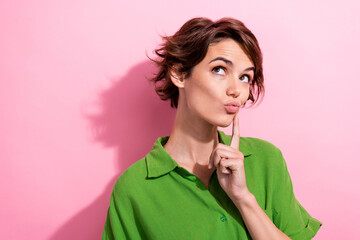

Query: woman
[{"left": 102, "top": 17, "right": 322, "bottom": 239}]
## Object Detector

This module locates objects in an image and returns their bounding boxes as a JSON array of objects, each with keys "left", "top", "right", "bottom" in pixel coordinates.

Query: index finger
[{"left": 230, "top": 111, "right": 240, "bottom": 149}]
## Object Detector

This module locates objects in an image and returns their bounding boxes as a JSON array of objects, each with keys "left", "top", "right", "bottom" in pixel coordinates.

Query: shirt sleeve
[
  {"left": 272, "top": 150, "right": 322, "bottom": 240},
  {"left": 102, "top": 180, "right": 143, "bottom": 240}
]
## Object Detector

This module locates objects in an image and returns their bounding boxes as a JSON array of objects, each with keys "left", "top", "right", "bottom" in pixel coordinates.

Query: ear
[{"left": 169, "top": 64, "right": 186, "bottom": 89}]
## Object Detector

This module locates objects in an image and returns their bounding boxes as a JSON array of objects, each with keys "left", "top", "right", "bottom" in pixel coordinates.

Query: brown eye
[
  {"left": 240, "top": 74, "right": 250, "bottom": 83},
  {"left": 212, "top": 66, "right": 226, "bottom": 75}
]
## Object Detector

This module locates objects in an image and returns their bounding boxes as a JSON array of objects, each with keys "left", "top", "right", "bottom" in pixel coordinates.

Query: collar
[{"left": 146, "top": 130, "right": 252, "bottom": 178}]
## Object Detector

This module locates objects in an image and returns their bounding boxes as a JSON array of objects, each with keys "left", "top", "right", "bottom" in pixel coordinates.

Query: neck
[{"left": 163, "top": 105, "right": 219, "bottom": 166}]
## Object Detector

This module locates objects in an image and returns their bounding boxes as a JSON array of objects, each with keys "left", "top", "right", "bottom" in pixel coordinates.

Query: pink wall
[{"left": 1, "top": 0, "right": 359, "bottom": 239}]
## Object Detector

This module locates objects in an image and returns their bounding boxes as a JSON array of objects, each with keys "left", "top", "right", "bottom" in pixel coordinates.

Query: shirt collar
[{"left": 146, "top": 130, "right": 252, "bottom": 179}]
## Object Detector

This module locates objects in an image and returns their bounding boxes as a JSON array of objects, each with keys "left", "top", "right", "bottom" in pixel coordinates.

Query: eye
[
  {"left": 240, "top": 74, "right": 251, "bottom": 83},
  {"left": 212, "top": 66, "right": 226, "bottom": 76}
]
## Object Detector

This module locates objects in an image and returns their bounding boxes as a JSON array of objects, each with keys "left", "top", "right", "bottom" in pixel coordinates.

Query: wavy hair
[{"left": 149, "top": 17, "right": 264, "bottom": 108}]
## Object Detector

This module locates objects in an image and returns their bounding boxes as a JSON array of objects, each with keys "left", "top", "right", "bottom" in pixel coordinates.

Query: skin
[
  {"left": 164, "top": 38, "right": 291, "bottom": 240},
  {"left": 164, "top": 38, "right": 253, "bottom": 188}
]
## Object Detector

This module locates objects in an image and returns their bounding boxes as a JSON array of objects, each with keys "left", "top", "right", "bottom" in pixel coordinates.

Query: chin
[
  {"left": 217, "top": 121, "right": 233, "bottom": 128},
  {"left": 213, "top": 114, "right": 234, "bottom": 128},
  {"left": 217, "top": 123, "right": 230, "bottom": 128}
]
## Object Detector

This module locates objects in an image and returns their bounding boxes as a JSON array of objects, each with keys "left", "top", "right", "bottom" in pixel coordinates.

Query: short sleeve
[
  {"left": 272, "top": 150, "right": 322, "bottom": 240},
  {"left": 102, "top": 181, "right": 144, "bottom": 240}
]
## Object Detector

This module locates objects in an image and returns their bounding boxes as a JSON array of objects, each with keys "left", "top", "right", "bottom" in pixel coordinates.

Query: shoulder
[
  {"left": 219, "top": 130, "right": 282, "bottom": 158},
  {"left": 240, "top": 137, "right": 286, "bottom": 170},
  {"left": 112, "top": 157, "right": 148, "bottom": 196},
  {"left": 241, "top": 137, "right": 282, "bottom": 155}
]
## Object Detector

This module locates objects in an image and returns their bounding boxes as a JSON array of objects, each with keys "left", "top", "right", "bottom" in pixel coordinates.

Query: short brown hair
[{"left": 149, "top": 17, "right": 264, "bottom": 108}]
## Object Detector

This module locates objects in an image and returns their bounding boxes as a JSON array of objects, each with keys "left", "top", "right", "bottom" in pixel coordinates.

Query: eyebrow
[
  {"left": 209, "top": 57, "right": 255, "bottom": 72},
  {"left": 209, "top": 57, "right": 234, "bottom": 66}
]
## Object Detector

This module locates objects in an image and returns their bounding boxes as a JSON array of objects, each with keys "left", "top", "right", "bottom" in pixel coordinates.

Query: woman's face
[{"left": 180, "top": 38, "right": 254, "bottom": 128}]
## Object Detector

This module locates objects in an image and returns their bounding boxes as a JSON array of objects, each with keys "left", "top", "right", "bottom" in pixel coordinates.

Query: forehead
[{"left": 205, "top": 38, "right": 253, "bottom": 66}]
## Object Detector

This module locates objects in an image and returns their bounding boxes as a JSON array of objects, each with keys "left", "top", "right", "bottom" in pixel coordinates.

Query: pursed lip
[
  {"left": 224, "top": 101, "right": 240, "bottom": 107},
  {"left": 224, "top": 101, "right": 240, "bottom": 114}
]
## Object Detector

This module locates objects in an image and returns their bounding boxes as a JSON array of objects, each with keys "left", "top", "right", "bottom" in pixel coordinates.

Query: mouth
[{"left": 224, "top": 102, "right": 240, "bottom": 114}]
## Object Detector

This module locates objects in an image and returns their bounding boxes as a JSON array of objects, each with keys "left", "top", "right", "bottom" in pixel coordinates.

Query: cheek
[
  {"left": 198, "top": 82, "right": 222, "bottom": 103},
  {"left": 241, "top": 85, "right": 251, "bottom": 102},
  {"left": 186, "top": 74, "right": 219, "bottom": 103},
  {"left": 187, "top": 85, "right": 219, "bottom": 107}
]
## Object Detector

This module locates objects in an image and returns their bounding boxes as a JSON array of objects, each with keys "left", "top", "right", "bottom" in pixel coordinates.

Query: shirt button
[{"left": 220, "top": 215, "right": 227, "bottom": 222}]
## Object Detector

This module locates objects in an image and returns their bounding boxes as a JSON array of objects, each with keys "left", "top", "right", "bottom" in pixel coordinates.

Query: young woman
[{"left": 102, "top": 17, "right": 322, "bottom": 240}]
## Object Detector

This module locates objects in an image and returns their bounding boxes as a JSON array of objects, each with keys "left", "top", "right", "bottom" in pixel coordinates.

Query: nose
[{"left": 226, "top": 78, "right": 241, "bottom": 98}]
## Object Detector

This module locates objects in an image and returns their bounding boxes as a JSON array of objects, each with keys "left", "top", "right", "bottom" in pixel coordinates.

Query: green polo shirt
[{"left": 102, "top": 130, "right": 322, "bottom": 240}]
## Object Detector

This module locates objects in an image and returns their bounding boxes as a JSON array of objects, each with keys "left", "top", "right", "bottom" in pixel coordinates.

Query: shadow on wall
[{"left": 49, "top": 60, "right": 176, "bottom": 239}]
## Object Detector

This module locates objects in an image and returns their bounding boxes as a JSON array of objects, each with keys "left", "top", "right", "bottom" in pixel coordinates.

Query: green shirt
[{"left": 102, "top": 130, "right": 322, "bottom": 240}]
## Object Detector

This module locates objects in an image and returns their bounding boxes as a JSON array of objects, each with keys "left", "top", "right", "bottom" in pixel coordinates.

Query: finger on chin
[{"left": 230, "top": 111, "right": 240, "bottom": 149}]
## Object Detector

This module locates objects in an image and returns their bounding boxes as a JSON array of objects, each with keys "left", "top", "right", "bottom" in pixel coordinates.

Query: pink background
[{"left": 1, "top": 0, "right": 359, "bottom": 239}]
